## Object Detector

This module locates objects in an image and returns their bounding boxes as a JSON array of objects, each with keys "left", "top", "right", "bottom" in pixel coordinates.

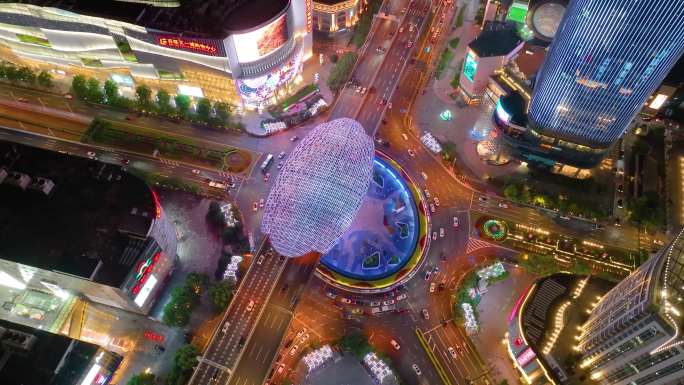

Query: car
[
  {"left": 326, "top": 291, "right": 337, "bottom": 300},
  {"left": 289, "top": 344, "right": 299, "bottom": 356},
  {"left": 276, "top": 364, "right": 285, "bottom": 374},
  {"left": 424, "top": 271, "right": 432, "bottom": 281},
  {"left": 617, "top": 184, "right": 624, "bottom": 193},
  {"left": 387, "top": 102, "right": 392, "bottom": 109},
  {"left": 379, "top": 98, "right": 387, "bottom": 105},
  {"left": 295, "top": 329, "right": 305, "bottom": 339},
  {"left": 370, "top": 300, "right": 382, "bottom": 306},
  {"left": 396, "top": 293, "right": 407, "bottom": 301},
  {"left": 421, "top": 171, "right": 428, "bottom": 180},
  {"left": 429, "top": 282, "right": 435, "bottom": 293},
  {"left": 390, "top": 339, "right": 401, "bottom": 350},
  {"left": 401, "top": 133, "right": 409, "bottom": 141},
  {"left": 238, "top": 336, "right": 246, "bottom": 346},
  {"left": 478, "top": 196, "right": 488, "bottom": 202},
  {"left": 301, "top": 333, "right": 310, "bottom": 342},
  {"left": 64, "top": 94, "right": 73, "bottom": 99},
  {"left": 256, "top": 255, "right": 265, "bottom": 265},
  {"left": 424, "top": 189, "right": 431, "bottom": 198},
  {"left": 277, "top": 161, "right": 283, "bottom": 169},
  {"left": 264, "top": 172, "right": 270, "bottom": 182},
  {"left": 448, "top": 346, "right": 457, "bottom": 358},
  {"left": 399, "top": 26, "right": 404, "bottom": 33},
  {"left": 340, "top": 297, "right": 352, "bottom": 304},
  {"left": 439, "top": 227, "right": 445, "bottom": 238},
  {"left": 221, "top": 321, "right": 231, "bottom": 334},
  {"left": 453, "top": 216, "right": 459, "bottom": 227},
  {"left": 246, "top": 300, "right": 255, "bottom": 312},
  {"left": 412, "top": 364, "right": 422, "bottom": 376},
  {"left": 278, "top": 151, "right": 286, "bottom": 159},
  {"left": 407, "top": 41, "right": 413, "bottom": 48},
  {"left": 86, "top": 151, "right": 97, "bottom": 159},
  {"left": 457, "top": 345, "right": 464, "bottom": 355},
  {"left": 498, "top": 202, "right": 508, "bottom": 208},
  {"left": 401, "top": 7, "right": 407, "bottom": 13},
  {"left": 383, "top": 299, "right": 395, "bottom": 306},
  {"left": 430, "top": 204, "right": 436, "bottom": 213},
  {"left": 432, "top": 231, "right": 437, "bottom": 240},
  {"left": 433, "top": 265, "right": 440, "bottom": 273},
  {"left": 290, "top": 136, "right": 299, "bottom": 142},
  {"left": 253, "top": 202, "right": 258, "bottom": 212},
  {"left": 408, "top": 148, "right": 416, "bottom": 157},
  {"left": 259, "top": 198, "right": 265, "bottom": 208},
  {"left": 421, "top": 309, "right": 429, "bottom": 320},
  {"left": 434, "top": 197, "right": 440, "bottom": 206},
  {"left": 122, "top": 158, "right": 130, "bottom": 165},
  {"left": 361, "top": 87, "right": 367, "bottom": 94},
  {"left": 615, "top": 218, "right": 621, "bottom": 226},
  {"left": 617, "top": 199, "right": 624, "bottom": 208},
  {"left": 17, "top": 97, "right": 28, "bottom": 103},
  {"left": 438, "top": 282, "right": 446, "bottom": 291},
  {"left": 355, "top": 86, "right": 362, "bottom": 93}
]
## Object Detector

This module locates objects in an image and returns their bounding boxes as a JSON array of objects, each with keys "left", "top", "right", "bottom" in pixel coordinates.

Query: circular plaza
[{"left": 315, "top": 151, "right": 428, "bottom": 292}]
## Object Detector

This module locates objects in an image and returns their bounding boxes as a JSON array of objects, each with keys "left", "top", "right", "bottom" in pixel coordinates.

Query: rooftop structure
[
  {"left": 469, "top": 21, "right": 523, "bottom": 58},
  {"left": 576, "top": 228, "right": 684, "bottom": 384},
  {"left": 261, "top": 118, "right": 374, "bottom": 258},
  {"left": 14, "top": 0, "right": 290, "bottom": 38}
]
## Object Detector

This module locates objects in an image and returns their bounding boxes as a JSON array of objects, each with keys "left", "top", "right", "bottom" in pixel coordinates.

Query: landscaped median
[
  {"left": 82, "top": 118, "right": 252, "bottom": 173},
  {"left": 415, "top": 328, "right": 453, "bottom": 385}
]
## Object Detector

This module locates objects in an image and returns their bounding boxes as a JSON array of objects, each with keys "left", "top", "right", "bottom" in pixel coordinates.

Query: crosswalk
[
  {"left": 465, "top": 237, "right": 501, "bottom": 254},
  {"left": 158, "top": 158, "right": 179, "bottom": 166}
]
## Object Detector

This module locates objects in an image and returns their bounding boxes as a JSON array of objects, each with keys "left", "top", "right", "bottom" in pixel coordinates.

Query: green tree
[
  {"left": 126, "top": 372, "right": 156, "bottom": 385},
  {"left": 104, "top": 80, "right": 119, "bottom": 104},
  {"left": 330, "top": 53, "right": 339, "bottom": 63},
  {"left": 503, "top": 184, "right": 519, "bottom": 201},
  {"left": 196, "top": 98, "right": 212, "bottom": 122},
  {"left": 162, "top": 286, "right": 197, "bottom": 327},
  {"left": 213, "top": 102, "right": 232, "bottom": 127},
  {"left": 17, "top": 66, "right": 36, "bottom": 84},
  {"left": 208, "top": 281, "right": 233, "bottom": 312},
  {"left": 71, "top": 75, "right": 88, "bottom": 99},
  {"left": 156, "top": 89, "right": 172, "bottom": 115},
  {"left": 174, "top": 94, "right": 191, "bottom": 118},
  {"left": 441, "top": 141, "right": 457, "bottom": 162},
  {"left": 136, "top": 85, "right": 153, "bottom": 110},
  {"left": 571, "top": 260, "right": 592, "bottom": 276},
  {"left": 86, "top": 77, "right": 104, "bottom": 103},
  {"left": 185, "top": 272, "right": 209, "bottom": 296},
  {"left": 338, "top": 331, "right": 372, "bottom": 359},
  {"left": 327, "top": 52, "right": 358, "bottom": 93},
  {"left": 173, "top": 344, "right": 200, "bottom": 371},
  {"left": 37, "top": 70, "right": 53, "bottom": 88}
]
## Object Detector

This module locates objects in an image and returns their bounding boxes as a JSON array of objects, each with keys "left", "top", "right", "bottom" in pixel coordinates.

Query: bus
[{"left": 261, "top": 153, "right": 274, "bottom": 174}]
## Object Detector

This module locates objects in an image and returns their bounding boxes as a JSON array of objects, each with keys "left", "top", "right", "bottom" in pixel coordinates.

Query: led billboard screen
[
  {"left": 233, "top": 13, "right": 289, "bottom": 63},
  {"left": 463, "top": 51, "right": 477, "bottom": 82},
  {"left": 237, "top": 46, "right": 303, "bottom": 107},
  {"left": 156, "top": 35, "right": 220, "bottom": 56},
  {"left": 507, "top": 2, "right": 529, "bottom": 24}
]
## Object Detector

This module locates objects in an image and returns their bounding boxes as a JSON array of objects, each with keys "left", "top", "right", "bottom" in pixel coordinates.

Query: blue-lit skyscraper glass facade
[{"left": 528, "top": 0, "right": 684, "bottom": 158}]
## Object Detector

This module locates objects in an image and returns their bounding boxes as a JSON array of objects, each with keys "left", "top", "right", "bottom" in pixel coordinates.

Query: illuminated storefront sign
[
  {"left": 496, "top": 99, "right": 512, "bottom": 123},
  {"left": 80, "top": 364, "right": 101, "bottom": 385},
  {"left": 517, "top": 347, "right": 536, "bottom": 367},
  {"left": 463, "top": 51, "right": 478, "bottom": 82},
  {"left": 233, "top": 13, "right": 289, "bottom": 62},
  {"left": 156, "top": 35, "right": 219, "bottom": 56},
  {"left": 131, "top": 252, "right": 161, "bottom": 296},
  {"left": 134, "top": 275, "right": 157, "bottom": 307}
]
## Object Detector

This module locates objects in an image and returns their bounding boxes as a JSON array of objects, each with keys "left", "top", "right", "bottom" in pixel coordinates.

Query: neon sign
[
  {"left": 157, "top": 36, "right": 218, "bottom": 55},
  {"left": 150, "top": 189, "right": 161, "bottom": 219},
  {"left": 306, "top": 0, "right": 313, "bottom": 33},
  {"left": 517, "top": 347, "right": 536, "bottom": 367},
  {"left": 131, "top": 252, "right": 160, "bottom": 294}
]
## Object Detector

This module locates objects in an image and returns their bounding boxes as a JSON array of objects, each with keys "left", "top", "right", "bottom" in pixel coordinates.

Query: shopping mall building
[{"left": 0, "top": 0, "right": 313, "bottom": 109}]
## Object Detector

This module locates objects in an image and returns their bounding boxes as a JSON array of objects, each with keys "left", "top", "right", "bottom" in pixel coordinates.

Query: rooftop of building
[
  {"left": 303, "top": 354, "right": 397, "bottom": 385},
  {"left": 15, "top": 0, "right": 290, "bottom": 38},
  {"left": 519, "top": 273, "right": 613, "bottom": 383},
  {"left": 0, "top": 319, "right": 103, "bottom": 385},
  {"left": 468, "top": 21, "right": 522, "bottom": 58},
  {"left": 511, "top": 43, "right": 546, "bottom": 80},
  {"left": 0, "top": 140, "right": 156, "bottom": 287}
]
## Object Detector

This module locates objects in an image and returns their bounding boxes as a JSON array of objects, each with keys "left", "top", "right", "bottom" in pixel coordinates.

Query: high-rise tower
[
  {"left": 498, "top": 0, "right": 684, "bottom": 169},
  {"left": 576, "top": 228, "right": 684, "bottom": 384}
]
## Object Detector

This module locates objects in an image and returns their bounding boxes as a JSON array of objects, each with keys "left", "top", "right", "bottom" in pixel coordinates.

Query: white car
[
  {"left": 421, "top": 309, "right": 429, "bottom": 319},
  {"left": 453, "top": 216, "right": 459, "bottom": 227},
  {"left": 479, "top": 196, "right": 488, "bottom": 202},
  {"left": 253, "top": 202, "right": 258, "bottom": 212},
  {"left": 412, "top": 364, "right": 422, "bottom": 375},
  {"left": 86, "top": 151, "right": 97, "bottom": 159},
  {"left": 259, "top": 198, "right": 265, "bottom": 208},
  {"left": 448, "top": 346, "right": 457, "bottom": 358},
  {"left": 421, "top": 171, "right": 428, "bottom": 181},
  {"left": 256, "top": 255, "right": 265, "bottom": 265},
  {"left": 390, "top": 339, "right": 401, "bottom": 350},
  {"left": 498, "top": 202, "right": 508, "bottom": 208},
  {"left": 246, "top": 300, "right": 255, "bottom": 312},
  {"left": 401, "top": 133, "right": 409, "bottom": 141},
  {"left": 396, "top": 293, "right": 407, "bottom": 301},
  {"left": 408, "top": 148, "right": 416, "bottom": 157},
  {"left": 278, "top": 151, "right": 286, "bottom": 159},
  {"left": 289, "top": 344, "right": 299, "bottom": 356},
  {"left": 356, "top": 86, "right": 362, "bottom": 93},
  {"left": 429, "top": 282, "right": 435, "bottom": 293},
  {"left": 295, "top": 329, "right": 305, "bottom": 339},
  {"left": 432, "top": 231, "right": 437, "bottom": 240},
  {"left": 383, "top": 299, "right": 395, "bottom": 306},
  {"left": 361, "top": 87, "right": 367, "bottom": 94},
  {"left": 301, "top": 333, "right": 310, "bottom": 342},
  {"left": 191, "top": 169, "right": 200, "bottom": 174},
  {"left": 370, "top": 301, "right": 382, "bottom": 307},
  {"left": 221, "top": 321, "right": 231, "bottom": 334},
  {"left": 434, "top": 197, "right": 440, "bottom": 206}
]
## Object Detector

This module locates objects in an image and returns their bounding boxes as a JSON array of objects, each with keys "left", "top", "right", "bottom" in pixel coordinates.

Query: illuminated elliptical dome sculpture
[{"left": 261, "top": 118, "right": 375, "bottom": 258}]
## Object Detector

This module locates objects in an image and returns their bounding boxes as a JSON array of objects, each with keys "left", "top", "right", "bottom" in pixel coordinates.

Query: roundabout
[{"left": 315, "top": 151, "right": 429, "bottom": 292}]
